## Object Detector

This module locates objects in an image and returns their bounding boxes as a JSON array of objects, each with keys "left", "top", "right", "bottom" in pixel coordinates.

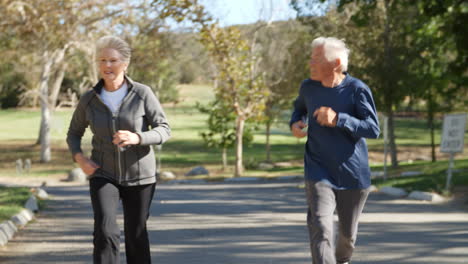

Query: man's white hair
[{"left": 311, "top": 37, "right": 350, "bottom": 72}]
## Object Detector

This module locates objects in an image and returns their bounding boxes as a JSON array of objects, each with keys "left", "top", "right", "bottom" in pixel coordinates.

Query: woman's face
[{"left": 97, "top": 48, "right": 128, "bottom": 83}]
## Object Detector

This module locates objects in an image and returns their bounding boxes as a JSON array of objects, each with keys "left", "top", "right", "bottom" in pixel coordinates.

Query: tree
[
  {"left": 197, "top": 100, "right": 254, "bottom": 171},
  {"left": 1, "top": 0, "right": 133, "bottom": 162},
  {"left": 152, "top": 0, "right": 271, "bottom": 176},
  {"left": 416, "top": 0, "right": 468, "bottom": 86},
  {"left": 407, "top": 0, "right": 468, "bottom": 161},
  {"left": 292, "top": 0, "right": 425, "bottom": 167},
  {"left": 250, "top": 20, "right": 311, "bottom": 162},
  {"left": 0, "top": 36, "right": 27, "bottom": 108},
  {"left": 323, "top": 0, "right": 468, "bottom": 164},
  {"left": 2, "top": 0, "right": 200, "bottom": 162},
  {"left": 198, "top": 23, "right": 269, "bottom": 177},
  {"left": 128, "top": 32, "right": 180, "bottom": 103}
]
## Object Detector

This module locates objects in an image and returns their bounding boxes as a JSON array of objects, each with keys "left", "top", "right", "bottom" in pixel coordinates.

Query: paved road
[{"left": 1, "top": 178, "right": 467, "bottom": 264}]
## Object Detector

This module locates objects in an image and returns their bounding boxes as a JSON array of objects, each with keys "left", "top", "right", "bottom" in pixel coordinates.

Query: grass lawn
[
  {"left": 0, "top": 83, "right": 467, "bottom": 195},
  {"left": 371, "top": 158, "right": 468, "bottom": 195},
  {"left": 0, "top": 186, "right": 31, "bottom": 222}
]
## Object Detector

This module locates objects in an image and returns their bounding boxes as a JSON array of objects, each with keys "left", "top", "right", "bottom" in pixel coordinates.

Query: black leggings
[{"left": 89, "top": 177, "right": 156, "bottom": 264}]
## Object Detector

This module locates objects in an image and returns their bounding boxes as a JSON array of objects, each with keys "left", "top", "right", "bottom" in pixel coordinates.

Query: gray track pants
[{"left": 305, "top": 180, "right": 370, "bottom": 264}]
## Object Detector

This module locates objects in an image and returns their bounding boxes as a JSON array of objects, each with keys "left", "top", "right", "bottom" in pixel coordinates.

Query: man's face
[{"left": 309, "top": 46, "right": 333, "bottom": 81}]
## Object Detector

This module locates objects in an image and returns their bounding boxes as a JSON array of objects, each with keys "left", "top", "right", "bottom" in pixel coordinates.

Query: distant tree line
[
  {"left": 0, "top": 0, "right": 466, "bottom": 174},
  {"left": 292, "top": 0, "right": 467, "bottom": 166}
]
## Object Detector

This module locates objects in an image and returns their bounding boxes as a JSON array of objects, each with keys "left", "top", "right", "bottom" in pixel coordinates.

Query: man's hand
[
  {"left": 313, "top": 107, "right": 337, "bottom": 127},
  {"left": 74, "top": 153, "right": 100, "bottom": 176},
  {"left": 112, "top": 130, "right": 141, "bottom": 147},
  {"left": 291, "top": 120, "right": 308, "bottom": 138}
]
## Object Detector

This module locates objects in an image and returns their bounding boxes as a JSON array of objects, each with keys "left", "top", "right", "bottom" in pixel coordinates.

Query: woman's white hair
[
  {"left": 96, "top": 35, "right": 131, "bottom": 63},
  {"left": 311, "top": 37, "right": 350, "bottom": 72}
]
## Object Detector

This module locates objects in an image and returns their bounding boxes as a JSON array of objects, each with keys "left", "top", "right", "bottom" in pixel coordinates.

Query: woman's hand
[
  {"left": 74, "top": 153, "right": 100, "bottom": 176},
  {"left": 112, "top": 130, "right": 141, "bottom": 147}
]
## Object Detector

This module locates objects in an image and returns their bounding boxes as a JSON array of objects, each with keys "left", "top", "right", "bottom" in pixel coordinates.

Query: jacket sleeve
[
  {"left": 66, "top": 95, "right": 90, "bottom": 161},
  {"left": 136, "top": 89, "right": 171, "bottom": 145},
  {"left": 289, "top": 84, "right": 307, "bottom": 129},
  {"left": 335, "top": 86, "right": 380, "bottom": 139}
]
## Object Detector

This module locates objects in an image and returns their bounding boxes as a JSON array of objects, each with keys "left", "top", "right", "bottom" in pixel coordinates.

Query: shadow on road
[{"left": 1, "top": 180, "right": 467, "bottom": 263}]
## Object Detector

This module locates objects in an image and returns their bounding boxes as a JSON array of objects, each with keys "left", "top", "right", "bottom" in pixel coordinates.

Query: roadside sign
[
  {"left": 440, "top": 113, "right": 467, "bottom": 191},
  {"left": 440, "top": 113, "right": 467, "bottom": 153}
]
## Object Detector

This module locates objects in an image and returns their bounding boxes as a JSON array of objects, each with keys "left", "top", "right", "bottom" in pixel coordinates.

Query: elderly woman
[
  {"left": 290, "top": 37, "right": 380, "bottom": 264},
  {"left": 67, "top": 35, "right": 170, "bottom": 264}
]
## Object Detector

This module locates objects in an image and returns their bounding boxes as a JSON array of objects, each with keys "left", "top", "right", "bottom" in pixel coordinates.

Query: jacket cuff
[
  {"left": 336, "top": 112, "right": 352, "bottom": 131},
  {"left": 136, "top": 131, "right": 162, "bottom": 145}
]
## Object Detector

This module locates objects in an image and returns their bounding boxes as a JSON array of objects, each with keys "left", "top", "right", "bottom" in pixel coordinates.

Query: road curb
[
  {"left": 376, "top": 186, "right": 447, "bottom": 202},
  {"left": 166, "top": 175, "right": 303, "bottom": 185},
  {"left": 165, "top": 177, "right": 448, "bottom": 203},
  {"left": 0, "top": 188, "right": 48, "bottom": 247},
  {"left": 379, "top": 186, "right": 408, "bottom": 197},
  {"left": 408, "top": 191, "right": 446, "bottom": 202}
]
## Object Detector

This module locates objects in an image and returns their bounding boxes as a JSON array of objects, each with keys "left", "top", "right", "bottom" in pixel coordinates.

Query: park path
[{"left": 0, "top": 178, "right": 467, "bottom": 264}]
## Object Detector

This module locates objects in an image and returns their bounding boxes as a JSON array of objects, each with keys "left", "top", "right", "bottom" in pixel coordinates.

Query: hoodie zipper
[
  {"left": 93, "top": 79, "right": 133, "bottom": 185},
  {"left": 92, "top": 93, "right": 123, "bottom": 184},
  {"left": 111, "top": 114, "right": 123, "bottom": 184}
]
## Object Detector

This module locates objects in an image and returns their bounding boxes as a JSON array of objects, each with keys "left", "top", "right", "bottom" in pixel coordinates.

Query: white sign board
[{"left": 440, "top": 113, "right": 467, "bottom": 153}]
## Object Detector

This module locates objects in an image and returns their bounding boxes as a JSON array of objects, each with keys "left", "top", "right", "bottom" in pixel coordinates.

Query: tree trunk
[
  {"left": 383, "top": 0, "right": 398, "bottom": 168},
  {"left": 234, "top": 116, "right": 245, "bottom": 177},
  {"left": 38, "top": 52, "right": 54, "bottom": 163},
  {"left": 265, "top": 120, "right": 271, "bottom": 162},
  {"left": 36, "top": 47, "right": 67, "bottom": 145},
  {"left": 36, "top": 121, "right": 44, "bottom": 145},
  {"left": 89, "top": 48, "right": 99, "bottom": 85},
  {"left": 427, "top": 88, "right": 436, "bottom": 162},
  {"left": 40, "top": 101, "right": 52, "bottom": 163},
  {"left": 50, "top": 65, "right": 66, "bottom": 110},
  {"left": 222, "top": 147, "right": 227, "bottom": 171},
  {"left": 387, "top": 109, "right": 398, "bottom": 168}
]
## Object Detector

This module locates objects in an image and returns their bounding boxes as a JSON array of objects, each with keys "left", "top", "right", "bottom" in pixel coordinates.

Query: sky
[{"left": 200, "top": 0, "right": 298, "bottom": 26}]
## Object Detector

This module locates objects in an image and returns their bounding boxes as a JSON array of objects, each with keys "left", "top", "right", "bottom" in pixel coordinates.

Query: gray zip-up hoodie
[{"left": 66, "top": 76, "right": 171, "bottom": 186}]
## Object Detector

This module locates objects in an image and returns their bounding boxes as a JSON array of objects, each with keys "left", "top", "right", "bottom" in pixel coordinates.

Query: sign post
[
  {"left": 440, "top": 113, "right": 467, "bottom": 191},
  {"left": 383, "top": 115, "right": 389, "bottom": 180}
]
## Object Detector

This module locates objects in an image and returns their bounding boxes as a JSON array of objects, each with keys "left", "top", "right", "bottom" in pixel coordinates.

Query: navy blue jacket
[{"left": 290, "top": 74, "right": 380, "bottom": 189}]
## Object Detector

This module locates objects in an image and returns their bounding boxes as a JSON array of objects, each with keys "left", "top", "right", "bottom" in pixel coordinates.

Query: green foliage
[
  {"left": 197, "top": 18, "right": 270, "bottom": 175},
  {"left": 292, "top": 0, "right": 467, "bottom": 109},
  {"left": 409, "top": 0, "right": 468, "bottom": 112},
  {"left": 0, "top": 0, "right": 209, "bottom": 108},
  {"left": 0, "top": 63, "right": 26, "bottom": 109},
  {"left": 417, "top": 0, "right": 468, "bottom": 84},
  {"left": 178, "top": 62, "right": 198, "bottom": 84},
  {"left": 292, "top": 0, "right": 467, "bottom": 167},
  {"left": 248, "top": 21, "right": 311, "bottom": 123},
  {"left": 196, "top": 100, "right": 254, "bottom": 150},
  {"left": 244, "top": 157, "right": 260, "bottom": 170},
  {"left": 129, "top": 36, "right": 179, "bottom": 103},
  {"left": 169, "top": 30, "right": 211, "bottom": 84},
  {"left": 199, "top": 23, "right": 269, "bottom": 121}
]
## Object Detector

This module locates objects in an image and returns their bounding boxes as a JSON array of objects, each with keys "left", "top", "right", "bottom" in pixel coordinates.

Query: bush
[{"left": 0, "top": 64, "right": 26, "bottom": 109}]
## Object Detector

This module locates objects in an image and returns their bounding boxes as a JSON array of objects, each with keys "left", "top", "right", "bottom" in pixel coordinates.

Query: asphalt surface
[{"left": 1, "top": 178, "right": 467, "bottom": 264}]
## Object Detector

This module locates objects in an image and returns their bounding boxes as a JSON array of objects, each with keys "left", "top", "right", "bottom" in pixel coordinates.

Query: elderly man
[{"left": 290, "top": 37, "right": 380, "bottom": 264}]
